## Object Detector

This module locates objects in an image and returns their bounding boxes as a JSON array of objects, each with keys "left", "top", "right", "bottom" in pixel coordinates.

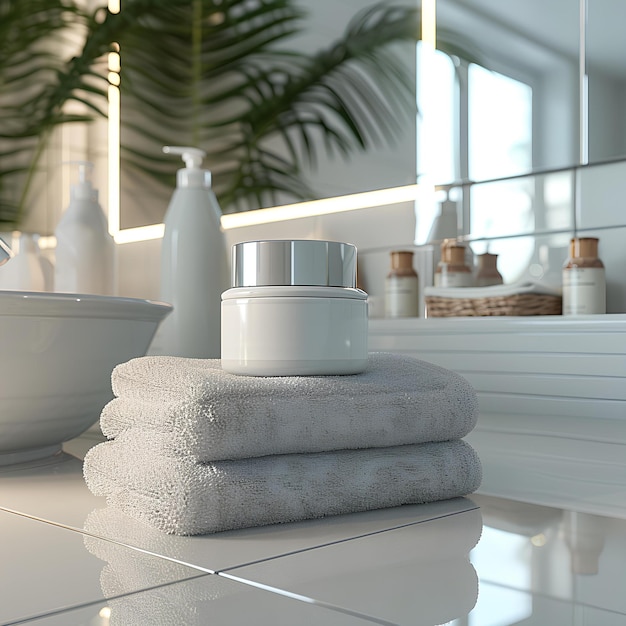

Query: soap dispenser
[
  {"left": 54, "top": 161, "right": 116, "bottom": 295},
  {"left": 158, "top": 146, "right": 228, "bottom": 358}
]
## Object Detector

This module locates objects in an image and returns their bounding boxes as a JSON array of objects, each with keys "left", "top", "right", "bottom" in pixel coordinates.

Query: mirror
[
  {"left": 118, "top": 0, "right": 418, "bottom": 230},
  {"left": 418, "top": 0, "right": 626, "bottom": 188},
  {"left": 587, "top": 0, "right": 626, "bottom": 164},
  {"left": 119, "top": 0, "right": 626, "bottom": 231}
]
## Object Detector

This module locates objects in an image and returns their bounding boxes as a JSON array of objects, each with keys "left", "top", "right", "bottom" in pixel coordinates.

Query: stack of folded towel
[{"left": 84, "top": 352, "right": 482, "bottom": 535}]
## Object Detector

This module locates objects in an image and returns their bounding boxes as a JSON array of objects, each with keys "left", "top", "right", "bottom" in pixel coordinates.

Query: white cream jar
[{"left": 221, "top": 240, "right": 368, "bottom": 376}]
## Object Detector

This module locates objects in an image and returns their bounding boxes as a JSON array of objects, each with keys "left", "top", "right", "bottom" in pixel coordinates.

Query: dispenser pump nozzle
[
  {"left": 163, "top": 146, "right": 211, "bottom": 188},
  {"left": 65, "top": 160, "right": 96, "bottom": 201}
]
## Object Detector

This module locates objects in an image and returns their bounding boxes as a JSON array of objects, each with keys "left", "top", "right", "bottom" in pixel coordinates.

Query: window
[
  {"left": 417, "top": 44, "right": 536, "bottom": 281},
  {"left": 468, "top": 63, "right": 532, "bottom": 181},
  {"left": 417, "top": 43, "right": 533, "bottom": 185}
]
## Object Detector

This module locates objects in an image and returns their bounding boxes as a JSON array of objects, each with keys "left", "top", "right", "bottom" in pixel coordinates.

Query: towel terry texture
[
  {"left": 83, "top": 430, "right": 481, "bottom": 535},
  {"left": 84, "top": 351, "right": 481, "bottom": 535},
  {"left": 100, "top": 352, "right": 479, "bottom": 461}
]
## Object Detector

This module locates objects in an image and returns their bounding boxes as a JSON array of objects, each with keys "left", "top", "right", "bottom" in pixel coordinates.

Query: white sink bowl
[{"left": 0, "top": 291, "right": 171, "bottom": 465}]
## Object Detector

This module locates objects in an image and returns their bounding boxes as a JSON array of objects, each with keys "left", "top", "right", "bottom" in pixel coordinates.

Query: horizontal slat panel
[
  {"left": 369, "top": 315, "right": 626, "bottom": 335},
  {"left": 415, "top": 352, "right": 626, "bottom": 378},
  {"left": 369, "top": 316, "right": 626, "bottom": 422},
  {"left": 369, "top": 315, "right": 626, "bottom": 355},
  {"left": 477, "top": 393, "right": 626, "bottom": 420},
  {"left": 474, "top": 412, "right": 626, "bottom": 444},
  {"left": 467, "top": 430, "right": 626, "bottom": 466},
  {"left": 464, "top": 372, "right": 626, "bottom": 401},
  {"left": 369, "top": 332, "right": 626, "bottom": 355}
]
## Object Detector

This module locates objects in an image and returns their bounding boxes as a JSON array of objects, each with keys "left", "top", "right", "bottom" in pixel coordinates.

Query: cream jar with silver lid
[{"left": 221, "top": 239, "right": 368, "bottom": 376}]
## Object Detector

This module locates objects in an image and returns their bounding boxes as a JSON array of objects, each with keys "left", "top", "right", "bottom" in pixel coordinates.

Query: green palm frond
[
  {"left": 223, "top": 3, "right": 418, "bottom": 209},
  {"left": 0, "top": 0, "right": 85, "bottom": 224},
  {"left": 115, "top": 0, "right": 311, "bottom": 201},
  {"left": 0, "top": 0, "right": 420, "bottom": 225},
  {"left": 117, "top": 0, "right": 418, "bottom": 212}
]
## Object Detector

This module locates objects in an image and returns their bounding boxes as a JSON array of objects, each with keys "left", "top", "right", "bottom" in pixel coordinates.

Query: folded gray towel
[
  {"left": 83, "top": 431, "right": 482, "bottom": 535},
  {"left": 100, "top": 352, "right": 478, "bottom": 462}
]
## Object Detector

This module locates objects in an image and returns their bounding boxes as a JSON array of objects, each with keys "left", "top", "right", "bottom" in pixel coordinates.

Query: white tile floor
[
  {"left": 225, "top": 509, "right": 482, "bottom": 625},
  {"left": 0, "top": 509, "right": 205, "bottom": 625},
  {"left": 2, "top": 436, "right": 626, "bottom": 625},
  {"left": 23, "top": 579, "right": 386, "bottom": 626}
]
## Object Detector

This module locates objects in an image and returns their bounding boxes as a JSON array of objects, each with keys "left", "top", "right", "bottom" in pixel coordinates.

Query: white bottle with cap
[
  {"left": 54, "top": 161, "right": 116, "bottom": 295},
  {"left": 158, "top": 146, "right": 228, "bottom": 358}
]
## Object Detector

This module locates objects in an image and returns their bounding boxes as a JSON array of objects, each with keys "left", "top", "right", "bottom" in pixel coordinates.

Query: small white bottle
[
  {"left": 0, "top": 233, "right": 46, "bottom": 291},
  {"left": 562, "top": 237, "right": 606, "bottom": 315},
  {"left": 385, "top": 250, "right": 419, "bottom": 317},
  {"left": 54, "top": 162, "right": 116, "bottom": 295},
  {"left": 158, "top": 146, "right": 228, "bottom": 358}
]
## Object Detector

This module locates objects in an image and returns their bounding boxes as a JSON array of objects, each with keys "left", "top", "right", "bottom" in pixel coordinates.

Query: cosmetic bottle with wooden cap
[
  {"left": 434, "top": 240, "right": 473, "bottom": 287},
  {"left": 475, "top": 252, "right": 503, "bottom": 287},
  {"left": 385, "top": 250, "right": 419, "bottom": 317},
  {"left": 562, "top": 237, "right": 606, "bottom": 315}
]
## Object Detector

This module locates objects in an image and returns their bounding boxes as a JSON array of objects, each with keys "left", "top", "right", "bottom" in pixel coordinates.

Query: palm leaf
[
  {"left": 216, "top": 3, "right": 419, "bottom": 210},
  {"left": 0, "top": 0, "right": 86, "bottom": 224},
  {"left": 0, "top": 0, "right": 420, "bottom": 225},
  {"left": 116, "top": 1, "right": 418, "bottom": 213}
]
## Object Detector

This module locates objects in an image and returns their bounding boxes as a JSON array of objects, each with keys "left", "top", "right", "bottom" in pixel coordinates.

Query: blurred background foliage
[{"left": 0, "top": 0, "right": 418, "bottom": 226}]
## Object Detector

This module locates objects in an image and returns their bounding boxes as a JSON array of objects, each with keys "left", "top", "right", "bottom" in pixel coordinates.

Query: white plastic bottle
[
  {"left": 0, "top": 233, "right": 46, "bottom": 291},
  {"left": 158, "top": 146, "right": 228, "bottom": 358},
  {"left": 54, "top": 162, "right": 116, "bottom": 295}
]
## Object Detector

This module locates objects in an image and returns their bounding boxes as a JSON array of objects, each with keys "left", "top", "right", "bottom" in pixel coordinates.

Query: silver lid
[{"left": 232, "top": 240, "right": 357, "bottom": 288}]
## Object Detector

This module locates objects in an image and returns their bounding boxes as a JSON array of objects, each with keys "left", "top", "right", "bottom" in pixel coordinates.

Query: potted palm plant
[{"left": 0, "top": 0, "right": 419, "bottom": 228}]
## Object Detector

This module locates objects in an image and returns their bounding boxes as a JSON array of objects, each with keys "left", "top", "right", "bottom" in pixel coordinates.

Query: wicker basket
[{"left": 425, "top": 292, "right": 563, "bottom": 317}]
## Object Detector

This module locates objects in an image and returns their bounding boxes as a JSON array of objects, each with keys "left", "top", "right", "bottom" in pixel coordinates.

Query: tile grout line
[
  {"left": 0, "top": 506, "right": 216, "bottom": 574},
  {"left": 214, "top": 505, "right": 481, "bottom": 573},
  {"left": 0, "top": 502, "right": 479, "bottom": 575},
  {"left": 218, "top": 572, "right": 399, "bottom": 626},
  {"left": 1, "top": 576, "right": 210, "bottom": 626}
]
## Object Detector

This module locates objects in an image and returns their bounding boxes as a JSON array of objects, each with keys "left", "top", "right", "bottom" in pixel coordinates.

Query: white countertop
[{"left": 1, "top": 433, "right": 625, "bottom": 625}]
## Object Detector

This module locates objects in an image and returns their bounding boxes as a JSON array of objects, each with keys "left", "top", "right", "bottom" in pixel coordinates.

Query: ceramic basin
[{"left": 0, "top": 291, "right": 171, "bottom": 465}]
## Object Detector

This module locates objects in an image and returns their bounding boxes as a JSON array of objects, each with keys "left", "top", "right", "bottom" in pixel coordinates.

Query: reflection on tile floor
[
  {"left": 225, "top": 508, "right": 482, "bottom": 626},
  {"left": 20, "top": 575, "right": 389, "bottom": 625},
  {"left": 0, "top": 509, "right": 205, "bottom": 625}
]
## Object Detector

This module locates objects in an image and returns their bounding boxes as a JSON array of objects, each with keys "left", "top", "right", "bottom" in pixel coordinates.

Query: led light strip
[
  {"left": 111, "top": 185, "right": 421, "bottom": 244},
  {"left": 108, "top": 0, "right": 121, "bottom": 237}
]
